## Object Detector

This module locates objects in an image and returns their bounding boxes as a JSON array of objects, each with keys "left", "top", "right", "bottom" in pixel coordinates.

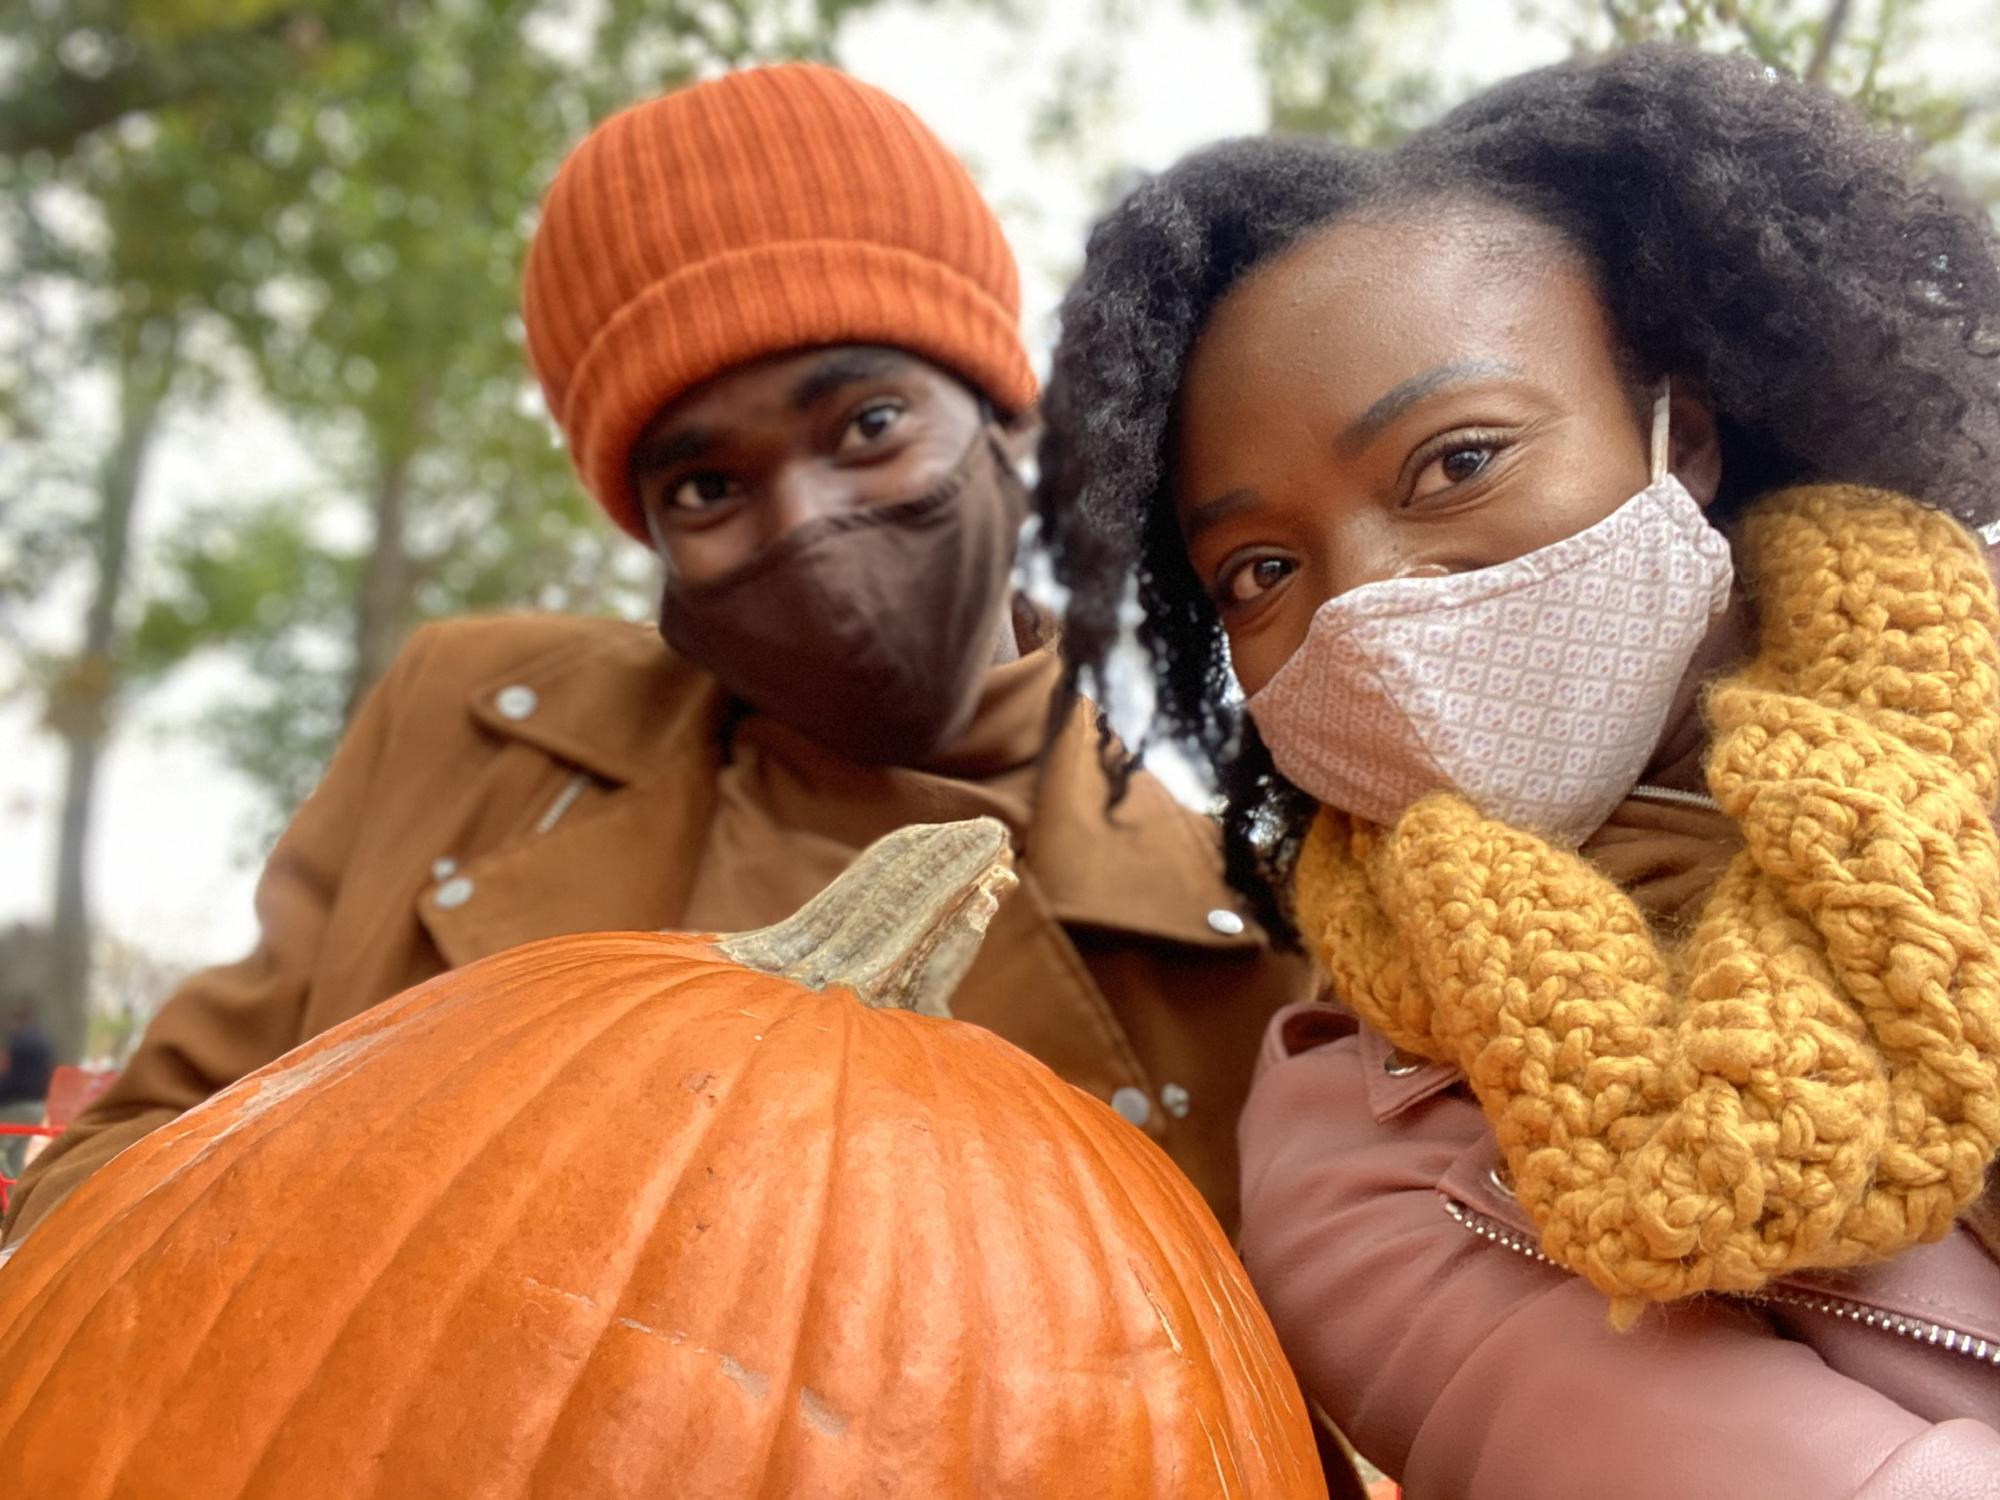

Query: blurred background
[{"left": 2, "top": 0, "right": 1996, "bottom": 1067}]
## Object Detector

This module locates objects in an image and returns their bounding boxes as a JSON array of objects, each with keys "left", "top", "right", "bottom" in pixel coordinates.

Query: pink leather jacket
[{"left": 1240, "top": 1003, "right": 2000, "bottom": 1500}]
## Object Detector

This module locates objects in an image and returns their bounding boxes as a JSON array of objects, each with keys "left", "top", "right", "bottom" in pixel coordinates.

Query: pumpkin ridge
[
  {"left": 0, "top": 968, "right": 532, "bottom": 1466},
  {"left": 1092, "top": 1088, "right": 1283, "bottom": 1398},
  {"left": 0, "top": 989, "right": 462, "bottom": 1431},
  {"left": 365, "top": 962, "right": 782, "bottom": 1493},
  {"left": 1200, "top": 1250, "right": 1300, "bottom": 1475},
  {"left": 521, "top": 983, "right": 853, "bottom": 1494},
  {"left": 245, "top": 961, "right": 728, "bottom": 1497},
  {"left": 673, "top": 984, "right": 858, "bottom": 1491},
  {"left": 1006, "top": 1059, "right": 1189, "bottom": 1493},
  {"left": 752, "top": 978, "right": 859, "bottom": 1491},
  {"left": 113, "top": 957, "right": 689, "bottom": 1496},
  {"left": 904, "top": 998, "right": 995, "bottom": 1477},
  {"left": 1037, "top": 1071, "right": 1302, "bottom": 1494}
]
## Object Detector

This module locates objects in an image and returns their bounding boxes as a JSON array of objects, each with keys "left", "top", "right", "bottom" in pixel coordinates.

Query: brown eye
[
  {"left": 668, "top": 472, "right": 740, "bottom": 512},
  {"left": 1410, "top": 441, "right": 1499, "bottom": 502},
  {"left": 838, "top": 400, "right": 905, "bottom": 452},
  {"left": 1441, "top": 447, "right": 1491, "bottom": 483},
  {"left": 1225, "top": 555, "right": 1295, "bottom": 605}
]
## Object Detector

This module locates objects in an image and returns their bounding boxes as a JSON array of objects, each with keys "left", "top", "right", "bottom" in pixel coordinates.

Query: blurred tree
[
  {"left": 1237, "top": 0, "right": 1998, "bottom": 173},
  {"left": 0, "top": 2, "right": 338, "bottom": 156},
  {"left": 1233, "top": 0, "right": 1452, "bottom": 140},
  {"left": 87, "top": 928, "right": 189, "bottom": 1067},
  {"left": 1570, "top": 0, "right": 1987, "bottom": 145},
  {"left": 0, "top": 925, "right": 58, "bottom": 1031},
  {"left": 2, "top": 0, "right": 918, "bottom": 1056}
]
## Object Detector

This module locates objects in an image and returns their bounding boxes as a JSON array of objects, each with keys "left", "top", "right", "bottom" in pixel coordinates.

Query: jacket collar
[
  {"left": 465, "top": 618, "right": 728, "bottom": 789},
  {"left": 1026, "top": 696, "right": 1266, "bottom": 950},
  {"left": 464, "top": 625, "right": 1266, "bottom": 953}
]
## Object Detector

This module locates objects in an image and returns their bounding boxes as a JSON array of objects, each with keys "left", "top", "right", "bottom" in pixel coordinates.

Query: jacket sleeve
[
  {"left": 1237, "top": 1026, "right": 2000, "bottom": 1500},
  {"left": 0, "top": 628, "right": 436, "bottom": 1248}
]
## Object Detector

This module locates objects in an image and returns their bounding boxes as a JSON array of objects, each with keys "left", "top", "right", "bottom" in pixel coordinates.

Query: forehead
[{"left": 1182, "top": 202, "right": 1613, "bottom": 411}]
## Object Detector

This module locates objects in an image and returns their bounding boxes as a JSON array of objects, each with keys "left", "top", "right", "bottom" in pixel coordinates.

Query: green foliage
[
  {"left": 4, "top": 0, "right": 913, "bottom": 836},
  {"left": 126, "top": 494, "right": 359, "bottom": 839},
  {"left": 127, "top": 501, "right": 352, "bottom": 677},
  {"left": 1241, "top": 0, "right": 2000, "bottom": 175},
  {"left": 1235, "top": 0, "right": 1452, "bottom": 141}
]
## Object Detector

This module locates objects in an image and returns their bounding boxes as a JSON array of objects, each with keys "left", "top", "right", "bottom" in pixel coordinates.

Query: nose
[
  {"left": 1322, "top": 516, "right": 1449, "bottom": 599},
  {"left": 761, "top": 462, "right": 851, "bottom": 546}
]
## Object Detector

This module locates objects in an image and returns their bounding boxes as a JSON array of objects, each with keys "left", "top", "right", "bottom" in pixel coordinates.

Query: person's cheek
[
  {"left": 1227, "top": 616, "right": 1305, "bottom": 702},
  {"left": 662, "top": 518, "right": 761, "bottom": 587}
]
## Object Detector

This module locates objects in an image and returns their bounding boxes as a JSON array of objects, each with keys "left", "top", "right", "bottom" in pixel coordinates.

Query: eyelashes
[
  {"left": 1202, "top": 423, "right": 1524, "bottom": 611},
  {"left": 1404, "top": 427, "right": 1514, "bottom": 503},
  {"left": 1216, "top": 553, "right": 1297, "bottom": 608}
]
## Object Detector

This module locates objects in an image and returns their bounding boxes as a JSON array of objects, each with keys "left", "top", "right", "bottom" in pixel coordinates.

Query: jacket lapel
[
  {"left": 418, "top": 624, "right": 728, "bottom": 968},
  {"left": 418, "top": 780, "right": 719, "bottom": 969},
  {"left": 1027, "top": 700, "right": 1270, "bottom": 953}
]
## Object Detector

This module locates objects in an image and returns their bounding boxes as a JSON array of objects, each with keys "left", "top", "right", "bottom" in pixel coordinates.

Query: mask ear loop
[{"left": 1649, "top": 378, "right": 1672, "bottom": 485}]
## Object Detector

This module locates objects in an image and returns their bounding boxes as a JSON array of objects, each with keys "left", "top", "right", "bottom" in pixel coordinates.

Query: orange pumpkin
[{"left": 0, "top": 819, "right": 1324, "bottom": 1499}]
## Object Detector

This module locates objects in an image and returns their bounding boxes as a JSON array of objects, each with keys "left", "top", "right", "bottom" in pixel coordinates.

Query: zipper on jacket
[
  {"left": 533, "top": 772, "right": 591, "bottom": 837},
  {"left": 1751, "top": 1285, "right": 2000, "bottom": 1366},
  {"left": 1442, "top": 1196, "right": 2000, "bottom": 1364},
  {"left": 1442, "top": 1196, "right": 1555, "bottom": 1266},
  {"left": 1626, "top": 783, "right": 1722, "bottom": 813}
]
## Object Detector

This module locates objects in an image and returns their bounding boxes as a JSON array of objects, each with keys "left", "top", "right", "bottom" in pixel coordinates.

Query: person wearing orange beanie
[
  {"left": 522, "top": 61, "right": 1039, "bottom": 766},
  {"left": 2, "top": 66, "right": 1327, "bottom": 1332}
]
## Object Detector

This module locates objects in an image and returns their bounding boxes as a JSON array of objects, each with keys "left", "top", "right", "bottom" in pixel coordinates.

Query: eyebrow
[
  {"left": 787, "top": 347, "right": 903, "bottom": 411},
  {"left": 1337, "top": 357, "right": 1521, "bottom": 454},
  {"left": 1181, "top": 487, "right": 1260, "bottom": 548},
  {"left": 1182, "top": 357, "right": 1526, "bottom": 543},
  {"left": 630, "top": 348, "right": 909, "bottom": 479},
  {"left": 631, "top": 424, "right": 718, "bottom": 476}
]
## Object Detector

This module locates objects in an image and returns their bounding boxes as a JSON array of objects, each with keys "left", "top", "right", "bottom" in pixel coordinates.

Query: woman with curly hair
[{"left": 1038, "top": 44, "right": 2000, "bottom": 1499}]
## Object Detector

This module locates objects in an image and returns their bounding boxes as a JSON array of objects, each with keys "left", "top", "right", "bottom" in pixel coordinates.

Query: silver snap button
[
  {"left": 1110, "top": 1086, "right": 1152, "bottom": 1128},
  {"left": 1383, "top": 1048, "right": 1425, "bottom": 1077},
  {"left": 1160, "top": 1082, "right": 1191, "bottom": 1119},
  {"left": 1487, "top": 1161, "right": 1515, "bottom": 1199},
  {"left": 495, "top": 684, "right": 538, "bottom": 721},
  {"left": 434, "top": 875, "right": 475, "bottom": 910},
  {"left": 431, "top": 857, "right": 458, "bottom": 881},
  {"left": 1205, "top": 908, "right": 1245, "bottom": 937}
]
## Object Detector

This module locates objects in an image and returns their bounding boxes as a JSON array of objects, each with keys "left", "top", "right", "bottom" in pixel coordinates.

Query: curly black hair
[{"left": 1037, "top": 44, "right": 2000, "bottom": 943}]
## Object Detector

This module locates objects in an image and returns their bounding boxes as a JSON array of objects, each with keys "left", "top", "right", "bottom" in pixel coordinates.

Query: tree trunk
[
  {"left": 344, "top": 445, "right": 414, "bottom": 721},
  {"left": 343, "top": 384, "right": 433, "bottom": 722},
  {"left": 1806, "top": 0, "right": 1857, "bottom": 82},
  {"left": 47, "top": 317, "right": 178, "bottom": 1067}
]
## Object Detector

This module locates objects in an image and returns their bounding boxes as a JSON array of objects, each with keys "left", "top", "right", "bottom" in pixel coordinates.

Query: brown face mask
[{"left": 659, "top": 431, "right": 1029, "bottom": 765}]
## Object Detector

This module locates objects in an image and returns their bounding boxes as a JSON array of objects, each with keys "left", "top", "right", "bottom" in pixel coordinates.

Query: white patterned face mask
[{"left": 1244, "top": 391, "right": 1735, "bottom": 843}]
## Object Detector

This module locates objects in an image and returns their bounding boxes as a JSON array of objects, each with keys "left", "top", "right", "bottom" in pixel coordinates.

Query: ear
[{"left": 1666, "top": 381, "right": 1723, "bottom": 509}]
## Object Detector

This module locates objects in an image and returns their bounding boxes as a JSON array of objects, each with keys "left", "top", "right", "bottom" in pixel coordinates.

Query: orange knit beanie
[{"left": 523, "top": 63, "right": 1037, "bottom": 539}]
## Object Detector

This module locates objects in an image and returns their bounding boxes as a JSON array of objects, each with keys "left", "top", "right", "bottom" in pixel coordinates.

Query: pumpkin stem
[{"left": 715, "top": 818, "right": 1017, "bottom": 1019}]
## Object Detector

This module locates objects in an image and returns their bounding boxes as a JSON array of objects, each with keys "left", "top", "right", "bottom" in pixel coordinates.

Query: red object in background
[
  {"left": 0, "top": 1066, "right": 117, "bottom": 1218},
  {"left": 43, "top": 1066, "right": 115, "bottom": 1130},
  {"left": 0, "top": 1127, "right": 61, "bottom": 1218}
]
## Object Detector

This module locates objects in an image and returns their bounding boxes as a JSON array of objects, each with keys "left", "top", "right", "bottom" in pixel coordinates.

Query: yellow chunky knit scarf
[{"left": 1294, "top": 487, "right": 2000, "bottom": 1324}]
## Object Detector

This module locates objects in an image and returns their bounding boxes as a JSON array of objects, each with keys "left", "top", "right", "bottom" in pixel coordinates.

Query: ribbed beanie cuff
[
  {"left": 523, "top": 63, "right": 1035, "bottom": 540},
  {"left": 561, "top": 241, "right": 1033, "bottom": 539}
]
